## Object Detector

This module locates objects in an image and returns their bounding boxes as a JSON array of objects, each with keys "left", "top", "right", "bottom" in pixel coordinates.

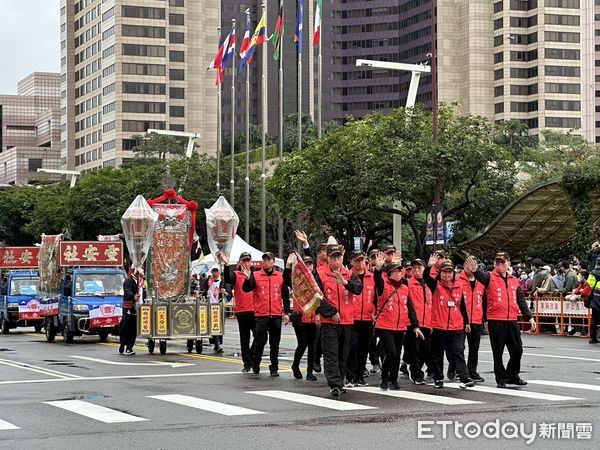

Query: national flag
[
  {"left": 208, "top": 32, "right": 231, "bottom": 71},
  {"left": 239, "top": 11, "right": 267, "bottom": 72},
  {"left": 222, "top": 27, "right": 236, "bottom": 67},
  {"left": 313, "top": 0, "right": 321, "bottom": 47},
  {"left": 239, "top": 18, "right": 251, "bottom": 60},
  {"left": 295, "top": 0, "right": 303, "bottom": 54},
  {"left": 272, "top": 1, "right": 284, "bottom": 61}
]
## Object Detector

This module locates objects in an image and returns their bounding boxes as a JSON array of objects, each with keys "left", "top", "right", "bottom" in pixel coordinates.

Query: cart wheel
[
  {"left": 147, "top": 339, "right": 155, "bottom": 354},
  {"left": 159, "top": 340, "right": 167, "bottom": 355},
  {"left": 186, "top": 339, "right": 194, "bottom": 353},
  {"left": 62, "top": 323, "right": 74, "bottom": 343},
  {"left": 195, "top": 339, "right": 203, "bottom": 354}
]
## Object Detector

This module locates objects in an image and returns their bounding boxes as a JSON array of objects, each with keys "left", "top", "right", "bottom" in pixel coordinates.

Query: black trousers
[
  {"left": 119, "top": 309, "right": 137, "bottom": 350},
  {"left": 377, "top": 329, "right": 405, "bottom": 384},
  {"left": 253, "top": 316, "right": 282, "bottom": 371},
  {"left": 369, "top": 331, "right": 384, "bottom": 366},
  {"left": 407, "top": 327, "right": 432, "bottom": 381},
  {"left": 431, "top": 329, "right": 470, "bottom": 383},
  {"left": 292, "top": 321, "right": 318, "bottom": 373},
  {"left": 590, "top": 309, "right": 600, "bottom": 340},
  {"left": 236, "top": 312, "right": 255, "bottom": 369},
  {"left": 321, "top": 324, "right": 352, "bottom": 388},
  {"left": 346, "top": 321, "right": 373, "bottom": 382},
  {"left": 447, "top": 324, "right": 482, "bottom": 376},
  {"left": 488, "top": 320, "right": 523, "bottom": 384}
]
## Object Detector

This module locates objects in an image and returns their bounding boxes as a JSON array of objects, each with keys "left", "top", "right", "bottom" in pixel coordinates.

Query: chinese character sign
[
  {"left": 0, "top": 247, "right": 40, "bottom": 269},
  {"left": 59, "top": 242, "right": 123, "bottom": 267}
]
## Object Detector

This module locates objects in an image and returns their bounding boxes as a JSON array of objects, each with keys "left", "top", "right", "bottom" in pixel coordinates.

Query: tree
[
  {"left": 283, "top": 113, "right": 317, "bottom": 152},
  {"left": 130, "top": 133, "right": 190, "bottom": 160},
  {"left": 268, "top": 104, "right": 519, "bottom": 257}
]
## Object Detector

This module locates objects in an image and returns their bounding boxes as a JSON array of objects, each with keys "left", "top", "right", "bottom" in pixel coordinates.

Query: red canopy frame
[{"left": 147, "top": 189, "right": 198, "bottom": 247}]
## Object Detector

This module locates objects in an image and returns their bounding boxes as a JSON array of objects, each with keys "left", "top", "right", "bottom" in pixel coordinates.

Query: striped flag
[
  {"left": 272, "top": 1, "right": 284, "bottom": 61},
  {"left": 295, "top": 0, "right": 303, "bottom": 54},
  {"left": 313, "top": 0, "right": 321, "bottom": 47},
  {"left": 239, "top": 17, "right": 251, "bottom": 60},
  {"left": 239, "top": 11, "right": 267, "bottom": 72},
  {"left": 222, "top": 26, "right": 236, "bottom": 67},
  {"left": 208, "top": 31, "right": 231, "bottom": 85}
]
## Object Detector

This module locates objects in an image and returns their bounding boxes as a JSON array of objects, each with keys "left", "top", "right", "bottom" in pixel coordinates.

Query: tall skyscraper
[
  {"left": 60, "top": 0, "right": 220, "bottom": 172},
  {"left": 0, "top": 73, "right": 61, "bottom": 186},
  {"left": 581, "top": 0, "right": 599, "bottom": 143}
]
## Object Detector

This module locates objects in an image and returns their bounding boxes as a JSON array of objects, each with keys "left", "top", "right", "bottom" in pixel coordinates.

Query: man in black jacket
[{"left": 120, "top": 268, "right": 141, "bottom": 356}]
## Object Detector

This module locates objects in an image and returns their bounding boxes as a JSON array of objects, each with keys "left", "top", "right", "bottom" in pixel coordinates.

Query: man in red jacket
[
  {"left": 222, "top": 252, "right": 255, "bottom": 373},
  {"left": 315, "top": 245, "right": 363, "bottom": 398},
  {"left": 242, "top": 252, "right": 291, "bottom": 376},
  {"left": 467, "top": 252, "right": 536, "bottom": 388}
]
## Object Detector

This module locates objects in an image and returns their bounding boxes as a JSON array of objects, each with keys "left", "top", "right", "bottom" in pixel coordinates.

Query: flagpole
[
  {"left": 260, "top": 0, "right": 267, "bottom": 251},
  {"left": 216, "top": 26, "right": 222, "bottom": 193},
  {"left": 297, "top": 3, "right": 302, "bottom": 153},
  {"left": 244, "top": 10, "right": 251, "bottom": 243},
  {"left": 230, "top": 19, "right": 236, "bottom": 208},
  {"left": 308, "top": 0, "right": 314, "bottom": 121},
  {"left": 317, "top": 14, "right": 322, "bottom": 139},
  {"left": 277, "top": 0, "right": 284, "bottom": 258}
]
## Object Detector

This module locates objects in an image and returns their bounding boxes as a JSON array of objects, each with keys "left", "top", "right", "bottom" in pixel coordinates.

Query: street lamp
[
  {"left": 36, "top": 168, "right": 81, "bottom": 188},
  {"left": 355, "top": 59, "right": 432, "bottom": 251},
  {"left": 146, "top": 129, "right": 199, "bottom": 158}
]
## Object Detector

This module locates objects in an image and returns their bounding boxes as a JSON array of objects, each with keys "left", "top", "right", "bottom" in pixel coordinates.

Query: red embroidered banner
[
  {"left": 0, "top": 247, "right": 39, "bottom": 269},
  {"left": 59, "top": 241, "right": 123, "bottom": 267}
]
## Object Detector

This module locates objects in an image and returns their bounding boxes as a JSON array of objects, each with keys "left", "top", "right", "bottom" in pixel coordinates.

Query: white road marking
[
  {"left": 0, "top": 370, "right": 251, "bottom": 385},
  {"left": 149, "top": 394, "right": 265, "bottom": 416},
  {"left": 556, "top": 348, "right": 600, "bottom": 354},
  {"left": 480, "top": 350, "right": 600, "bottom": 363},
  {"left": 70, "top": 355, "right": 195, "bottom": 368},
  {"left": 44, "top": 400, "right": 146, "bottom": 423},
  {"left": 443, "top": 383, "right": 581, "bottom": 401},
  {"left": 247, "top": 390, "right": 377, "bottom": 411},
  {"left": 349, "top": 386, "right": 482, "bottom": 405},
  {"left": 0, "top": 419, "right": 20, "bottom": 431},
  {"left": 0, "top": 358, "right": 80, "bottom": 379},
  {"left": 528, "top": 380, "right": 600, "bottom": 392}
]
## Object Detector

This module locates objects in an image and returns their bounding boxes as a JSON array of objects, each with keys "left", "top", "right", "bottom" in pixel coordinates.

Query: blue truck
[
  {"left": 0, "top": 269, "right": 44, "bottom": 334},
  {"left": 38, "top": 237, "right": 125, "bottom": 343}
]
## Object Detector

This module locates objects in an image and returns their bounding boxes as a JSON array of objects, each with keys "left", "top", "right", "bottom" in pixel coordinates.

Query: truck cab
[{"left": 0, "top": 270, "right": 43, "bottom": 334}]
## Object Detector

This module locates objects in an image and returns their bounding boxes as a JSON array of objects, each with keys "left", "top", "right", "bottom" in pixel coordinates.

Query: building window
[
  {"left": 170, "top": 106, "right": 185, "bottom": 117},
  {"left": 511, "top": 84, "right": 538, "bottom": 95},
  {"left": 545, "top": 117, "right": 581, "bottom": 128},
  {"left": 122, "top": 44, "right": 166, "bottom": 57},
  {"left": 169, "top": 87, "right": 185, "bottom": 99},
  {"left": 545, "top": 48, "right": 580, "bottom": 60},
  {"left": 121, "top": 6, "right": 165, "bottom": 20},
  {"left": 169, "top": 69, "right": 185, "bottom": 80},
  {"left": 122, "top": 63, "right": 166, "bottom": 76},
  {"left": 510, "top": 101, "right": 538, "bottom": 112},
  {"left": 510, "top": 67, "right": 538, "bottom": 78},
  {"left": 169, "top": 32, "right": 185, "bottom": 44},
  {"left": 510, "top": 16, "right": 537, "bottom": 27},
  {"left": 545, "top": 100, "right": 580, "bottom": 111},
  {"left": 169, "top": 13, "right": 184, "bottom": 26},
  {"left": 122, "top": 139, "right": 139, "bottom": 150},
  {"left": 169, "top": 50, "right": 185, "bottom": 62},
  {"left": 545, "top": 31, "right": 580, "bottom": 43},
  {"left": 545, "top": 83, "right": 580, "bottom": 94},
  {"left": 495, "top": 103, "right": 504, "bottom": 114},
  {"left": 545, "top": 0, "right": 579, "bottom": 8},
  {"left": 510, "top": 50, "right": 538, "bottom": 62},
  {"left": 122, "top": 25, "right": 166, "bottom": 39},
  {"left": 510, "top": 0, "right": 537, "bottom": 11},
  {"left": 169, "top": 0, "right": 184, "bottom": 5},
  {"left": 170, "top": 124, "right": 185, "bottom": 131},
  {"left": 123, "top": 101, "right": 166, "bottom": 114},
  {"left": 494, "top": 35, "right": 503, "bottom": 47},
  {"left": 545, "top": 66, "right": 580, "bottom": 77},
  {"left": 122, "top": 120, "right": 166, "bottom": 132},
  {"left": 123, "top": 82, "right": 166, "bottom": 95},
  {"left": 545, "top": 14, "right": 579, "bottom": 26},
  {"left": 494, "top": 1, "right": 503, "bottom": 13},
  {"left": 494, "top": 69, "right": 504, "bottom": 80},
  {"left": 103, "top": 102, "right": 116, "bottom": 114},
  {"left": 494, "top": 52, "right": 504, "bottom": 64},
  {"left": 494, "top": 18, "right": 503, "bottom": 30},
  {"left": 28, "top": 159, "right": 43, "bottom": 172},
  {"left": 495, "top": 85, "right": 504, "bottom": 97}
]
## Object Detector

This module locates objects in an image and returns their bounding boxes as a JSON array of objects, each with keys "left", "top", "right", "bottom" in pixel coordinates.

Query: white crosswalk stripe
[
  {"left": 247, "top": 390, "right": 377, "bottom": 411},
  {"left": 443, "top": 383, "right": 582, "bottom": 401},
  {"left": 149, "top": 394, "right": 265, "bottom": 416},
  {"left": 43, "top": 400, "right": 147, "bottom": 423},
  {"left": 349, "top": 386, "right": 483, "bottom": 405},
  {"left": 0, "top": 419, "right": 20, "bottom": 431},
  {"left": 528, "top": 380, "right": 600, "bottom": 392}
]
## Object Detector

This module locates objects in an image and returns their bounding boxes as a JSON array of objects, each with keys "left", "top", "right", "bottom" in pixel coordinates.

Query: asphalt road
[{"left": 0, "top": 320, "right": 599, "bottom": 449}]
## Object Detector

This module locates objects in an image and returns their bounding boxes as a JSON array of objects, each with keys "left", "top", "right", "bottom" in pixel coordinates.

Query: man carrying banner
[{"left": 242, "top": 252, "right": 290, "bottom": 376}]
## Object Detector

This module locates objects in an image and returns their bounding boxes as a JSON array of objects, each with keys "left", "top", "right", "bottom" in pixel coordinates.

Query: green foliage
[{"left": 130, "top": 133, "right": 191, "bottom": 160}]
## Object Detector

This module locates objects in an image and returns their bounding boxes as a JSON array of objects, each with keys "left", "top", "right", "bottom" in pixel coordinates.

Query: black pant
[
  {"left": 321, "top": 324, "right": 352, "bottom": 388},
  {"left": 346, "top": 321, "right": 372, "bottom": 382},
  {"left": 369, "top": 331, "right": 384, "bottom": 366},
  {"left": 236, "top": 312, "right": 255, "bottom": 368},
  {"left": 377, "top": 329, "right": 405, "bottom": 383},
  {"left": 253, "top": 316, "right": 282, "bottom": 371},
  {"left": 488, "top": 320, "right": 523, "bottom": 384},
  {"left": 447, "top": 324, "right": 482, "bottom": 376},
  {"left": 590, "top": 309, "right": 600, "bottom": 341},
  {"left": 315, "top": 327, "right": 322, "bottom": 365},
  {"left": 119, "top": 309, "right": 136, "bottom": 350},
  {"left": 431, "top": 329, "right": 470, "bottom": 382},
  {"left": 407, "top": 327, "right": 432, "bottom": 381},
  {"left": 292, "top": 321, "right": 318, "bottom": 372}
]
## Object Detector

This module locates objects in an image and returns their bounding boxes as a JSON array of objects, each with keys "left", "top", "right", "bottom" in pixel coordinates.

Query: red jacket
[
  {"left": 407, "top": 277, "right": 432, "bottom": 330},
  {"left": 353, "top": 270, "right": 375, "bottom": 321},
  {"left": 317, "top": 265, "right": 361, "bottom": 325},
  {"left": 232, "top": 270, "right": 254, "bottom": 313},
  {"left": 431, "top": 281, "right": 466, "bottom": 331},
  {"left": 243, "top": 269, "right": 289, "bottom": 317},
  {"left": 374, "top": 280, "right": 417, "bottom": 331},
  {"left": 455, "top": 271, "right": 485, "bottom": 325},
  {"left": 486, "top": 270, "right": 521, "bottom": 321}
]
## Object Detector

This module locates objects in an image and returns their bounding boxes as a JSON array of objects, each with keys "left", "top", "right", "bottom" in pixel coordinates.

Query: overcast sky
[{"left": 0, "top": 0, "right": 60, "bottom": 94}]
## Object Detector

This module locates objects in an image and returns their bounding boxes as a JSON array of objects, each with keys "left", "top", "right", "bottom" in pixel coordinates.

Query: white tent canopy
[{"left": 191, "top": 235, "right": 284, "bottom": 275}]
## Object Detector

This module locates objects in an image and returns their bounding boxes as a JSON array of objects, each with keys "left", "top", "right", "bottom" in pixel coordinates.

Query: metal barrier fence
[{"left": 518, "top": 296, "right": 592, "bottom": 337}]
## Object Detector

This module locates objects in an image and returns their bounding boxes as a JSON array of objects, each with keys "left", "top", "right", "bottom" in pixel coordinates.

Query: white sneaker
[
  {"left": 124, "top": 349, "right": 136, "bottom": 356},
  {"left": 344, "top": 381, "right": 355, "bottom": 388}
]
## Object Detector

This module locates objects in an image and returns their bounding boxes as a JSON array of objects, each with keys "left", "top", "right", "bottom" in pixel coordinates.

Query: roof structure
[{"left": 456, "top": 179, "right": 600, "bottom": 257}]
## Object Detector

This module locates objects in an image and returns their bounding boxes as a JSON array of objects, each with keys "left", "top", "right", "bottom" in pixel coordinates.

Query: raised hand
[{"left": 295, "top": 230, "right": 308, "bottom": 245}]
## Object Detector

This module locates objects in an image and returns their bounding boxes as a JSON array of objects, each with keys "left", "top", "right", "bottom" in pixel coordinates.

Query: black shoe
[
  {"left": 470, "top": 373, "right": 484, "bottom": 383},
  {"left": 390, "top": 382, "right": 401, "bottom": 390},
  {"left": 252, "top": 366, "right": 260, "bottom": 375},
  {"left": 118, "top": 344, "right": 125, "bottom": 355},
  {"left": 314, "top": 364, "right": 322, "bottom": 373},
  {"left": 414, "top": 378, "right": 426, "bottom": 385},
  {"left": 124, "top": 349, "right": 135, "bottom": 356},
  {"left": 459, "top": 379, "right": 475, "bottom": 389},
  {"left": 497, "top": 382, "right": 507, "bottom": 388},
  {"left": 434, "top": 380, "right": 444, "bottom": 389},
  {"left": 339, "top": 387, "right": 347, "bottom": 394},
  {"left": 306, "top": 373, "right": 317, "bottom": 381},
  {"left": 214, "top": 345, "right": 224, "bottom": 354},
  {"left": 399, "top": 363, "right": 408, "bottom": 376},
  {"left": 507, "top": 377, "right": 527, "bottom": 386},
  {"left": 241, "top": 366, "right": 251, "bottom": 373},
  {"left": 270, "top": 370, "right": 280, "bottom": 377},
  {"left": 330, "top": 387, "right": 341, "bottom": 398},
  {"left": 291, "top": 365, "right": 302, "bottom": 380},
  {"left": 589, "top": 338, "right": 599, "bottom": 344},
  {"left": 447, "top": 371, "right": 456, "bottom": 381},
  {"left": 370, "top": 364, "right": 381, "bottom": 374},
  {"left": 379, "top": 380, "right": 388, "bottom": 391},
  {"left": 355, "top": 378, "right": 368, "bottom": 386}
]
